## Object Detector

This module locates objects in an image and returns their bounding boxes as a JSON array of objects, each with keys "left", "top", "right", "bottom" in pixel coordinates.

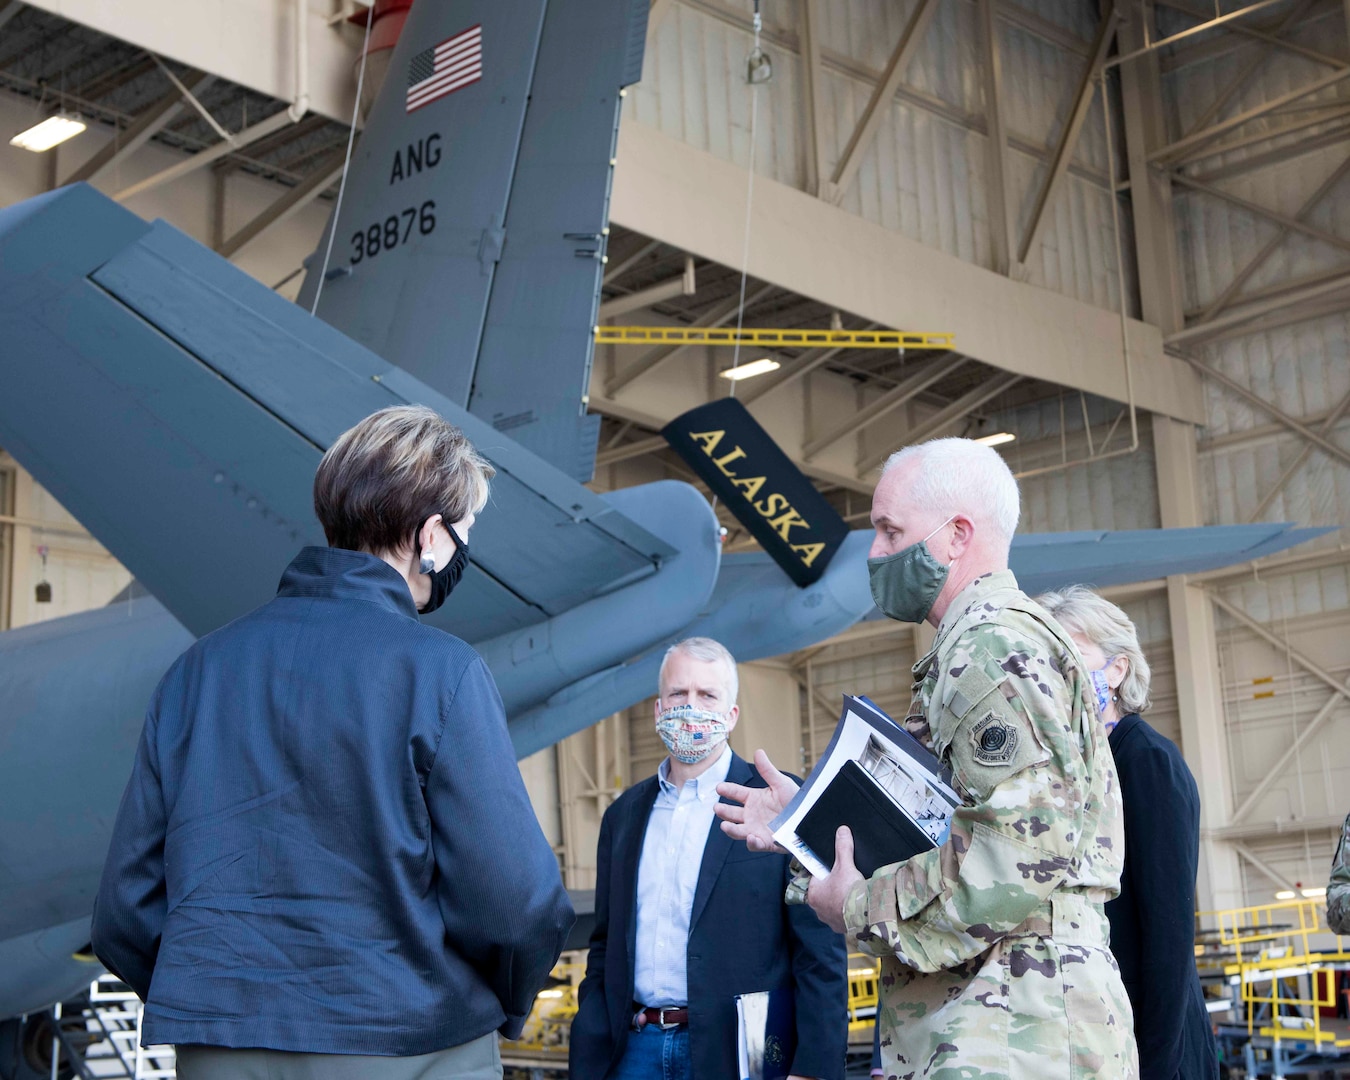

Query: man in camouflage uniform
[
  {"left": 717, "top": 437, "right": 1137, "bottom": 1080},
  {"left": 1329, "top": 811, "right": 1350, "bottom": 935}
]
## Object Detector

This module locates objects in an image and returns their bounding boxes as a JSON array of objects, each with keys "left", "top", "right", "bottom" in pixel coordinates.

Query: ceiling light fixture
[
  {"left": 719, "top": 357, "right": 780, "bottom": 381},
  {"left": 1274, "top": 890, "right": 1296, "bottom": 900},
  {"left": 10, "top": 114, "right": 87, "bottom": 152},
  {"left": 974, "top": 431, "right": 1016, "bottom": 447},
  {"left": 1300, "top": 886, "right": 1326, "bottom": 898}
]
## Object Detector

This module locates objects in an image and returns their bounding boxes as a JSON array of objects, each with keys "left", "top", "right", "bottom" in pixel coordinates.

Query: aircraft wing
[
  {"left": 0, "top": 184, "right": 674, "bottom": 640},
  {"left": 1008, "top": 522, "right": 1332, "bottom": 596}
]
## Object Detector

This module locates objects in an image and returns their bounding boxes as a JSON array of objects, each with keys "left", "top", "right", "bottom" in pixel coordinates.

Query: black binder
[{"left": 795, "top": 759, "right": 938, "bottom": 878}]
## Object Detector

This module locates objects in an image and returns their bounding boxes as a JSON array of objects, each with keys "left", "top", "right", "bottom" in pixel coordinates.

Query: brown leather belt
[{"left": 633, "top": 1005, "right": 689, "bottom": 1029}]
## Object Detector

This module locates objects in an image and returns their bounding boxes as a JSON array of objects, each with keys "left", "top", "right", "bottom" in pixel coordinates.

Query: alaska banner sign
[{"left": 662, "top": 398, "right": 849, "bottom": 587}]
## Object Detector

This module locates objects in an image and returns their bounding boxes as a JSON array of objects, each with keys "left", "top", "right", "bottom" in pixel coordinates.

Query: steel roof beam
[
  {"left": 1194, "top": 154, "right": 1350, "bottom": 325},
  {"left": 215, "top": 154, "right": 343, "bottom": 258},
  {"left": 824, "top": 0, "right": 939, "bottom": 205},
  {"left": 603, "top": 238, "right": 661, "bottom": 285},
  {"left": 1178, "top": 351, "right": 1350, "bottom": 468},
  {"left": 737, "top": 333, "right": 874, "bottom": 405},
  {"left": 597, "top": 256, "right": 694, "bottom": 320},
  {"left": 857, "top": 370, "right": 1021, "bottom": 471},
  {"left": 1015, "top": 1, "right": 1117, "bottom": 269},
  {"left": 1185, "top": 110, "right": 1350, "bottom": 183},
  {"left": 602, "top": 283, "right": 773, "bottom": 396},
  {"left": 113, "top": 107, "right": 298, "bottom": 201},
  {"left": 1156, "top": 0, "right": 1344, "bottom": 70},
  {"left": 1174, "top": 0, "right": 1319, "bottom": 141},
  {"left": 0, "top": 0, "right": 24, "bottom": 33},
  {"left": 63, "top": 68, "right": 211, "bottom": 185},
  {"left": 978, "top": 0, "right": 1016, "bottom": 276},
  {"left": 799, "top": 0, "right": 827, "bottom": 198},
  {"left": 1170, "top": 172, "right": 1350, "bottom": 257},
  {"left": 802, "top": 354, "right": 967, "bottom": 460},
  {"left": 1150, "top": 66, "right": 1350, "bottom": 166},
  {"left": 1245, "top": 384, "right": 1350, "bottom": 523}
]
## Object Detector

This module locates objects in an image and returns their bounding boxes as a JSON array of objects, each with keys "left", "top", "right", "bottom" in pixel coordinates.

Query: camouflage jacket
[
  {"left": 843, "top": 571, "right": 1136, "bottom": 1079},
  {"left": 1329, "top": 812, "right": 1350, "bottom": 935}
]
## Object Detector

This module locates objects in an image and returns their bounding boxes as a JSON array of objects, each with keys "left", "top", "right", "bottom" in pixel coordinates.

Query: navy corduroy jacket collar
[{"left": 277, "top": 546, "right": 419, "bottom": 620}]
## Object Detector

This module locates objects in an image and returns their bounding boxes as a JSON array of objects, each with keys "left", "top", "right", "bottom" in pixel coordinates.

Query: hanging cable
[
  {"left": 310, "top": 5, "right": 374, "bottom": 315},
  {"left": 727, "top": 0, "right": 767, "bottom": 399}
]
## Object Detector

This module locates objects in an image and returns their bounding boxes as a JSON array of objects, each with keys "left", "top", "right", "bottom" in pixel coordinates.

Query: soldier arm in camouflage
[
  {"left": 843, "top": 622, "right": 1095, "bottom": 973},
  {"left": 1328, "top": 811, "right": 1350, "bottom": 935}
]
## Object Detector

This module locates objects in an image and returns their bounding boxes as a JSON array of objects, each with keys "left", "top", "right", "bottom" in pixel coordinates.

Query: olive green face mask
[{"left": 867, "top": 516, "right": 955, "bottom": 624}]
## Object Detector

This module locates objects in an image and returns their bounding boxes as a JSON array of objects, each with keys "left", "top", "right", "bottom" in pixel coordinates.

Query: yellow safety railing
[
  {"left": 1201, "top": 898, "right": 1347, "bottom": 969},
  {"left": 1196, "top": 899, "right": 1350, "bottom": 1049},
  {"left": 847, "top": 954, "right": 880, "bottom": 1042},
  {"left": 594, "top": 326, "right": 955, "bottom": 350},
  {"left": 513, "top": 959, "right": 584, "bottom": 1056},
  {"left": 512, "top": 952, "right": 887, "bottom": 1055}
]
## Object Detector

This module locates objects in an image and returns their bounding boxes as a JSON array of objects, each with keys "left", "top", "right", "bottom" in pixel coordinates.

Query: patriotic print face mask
[{"left": 655, "top": 705, "right": 730, "bottom": 765}]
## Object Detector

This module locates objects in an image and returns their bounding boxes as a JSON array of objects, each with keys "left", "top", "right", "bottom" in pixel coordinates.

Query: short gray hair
[
  {"left": 883, "top": 437, "right": 1020, "bottom": 546},
  {"left": 659, "top": 637, "right": 739, "bottom": 705},
  {"left": 1036, "top": 584, "right": 1151, "bottom": 715}
]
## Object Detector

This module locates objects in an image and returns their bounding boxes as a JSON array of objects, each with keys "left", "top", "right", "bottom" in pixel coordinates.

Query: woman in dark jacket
[
  {"left": 1038, "top": 585, "right": 1218, "bottom": 1080},
  {"left": 93, "top": 405, "right": 574, "bottom": 1080}
]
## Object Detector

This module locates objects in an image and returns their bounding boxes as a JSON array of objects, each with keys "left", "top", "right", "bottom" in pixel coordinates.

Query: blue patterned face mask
[
  {"left": 655, "top": 704, "right": 729, "bottom": 764},
  {"left": 1090, "top": 663, "right": 1118, "bottom": 721}
]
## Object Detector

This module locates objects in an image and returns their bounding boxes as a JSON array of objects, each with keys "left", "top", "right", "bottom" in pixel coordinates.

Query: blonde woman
[
  {"left": 94, "top": 406, "right": 573, "bottom": 1080},
  {"left": 1037, "top": 584, "right": 1218, "bottom": 1080}
]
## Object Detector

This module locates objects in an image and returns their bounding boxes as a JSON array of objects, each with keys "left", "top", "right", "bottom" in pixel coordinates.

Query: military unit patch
[{"left": 971, "top": 711, "right": 1018, "bottom": 765}]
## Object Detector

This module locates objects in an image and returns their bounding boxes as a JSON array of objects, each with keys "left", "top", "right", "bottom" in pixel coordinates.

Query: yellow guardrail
[
  {"left": 847, "top": 955, "right": 880, "bottom": 1042},
  {"left": 514, "top": 959, "right": 584, "bottom": 1056},
  {"left": 594, "top": 326, "right": 955, "bottom": 350},
  {"left": 512, "top": 953, "right": 886, "bottom": 1056},
  {"left": 1196, "top": 899, "right": 1350, "bottom": 1049}
]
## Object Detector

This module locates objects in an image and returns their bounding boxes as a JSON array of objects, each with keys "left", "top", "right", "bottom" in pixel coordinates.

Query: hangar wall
[
  {"left": 633, "top": 0, "right": 1126, "bottom": 311},
  {"left": 1155, "top": 2, "right": 1350, "bottom": 904}
]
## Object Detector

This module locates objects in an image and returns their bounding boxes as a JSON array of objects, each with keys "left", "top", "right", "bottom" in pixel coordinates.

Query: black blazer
[
  {"left": 570, "top": 751, "right": 848, "bottom": 1080},
  {"left": 1106, "top": 713, "right": 1219, "bottom": 1080}
]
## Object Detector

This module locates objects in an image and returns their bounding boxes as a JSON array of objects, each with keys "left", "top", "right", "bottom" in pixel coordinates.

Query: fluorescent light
[
  {"left": 974, "top": 432, "right": 1016, "bottom": 447},
  {"left": 10, "top": 115, "right": 87, "bottom": 152},
  {"left": 719, "top": 357, "right": 780, "bottom": 381},
  {"left": 1301, "top": 886, "right": 1326, "bottom": 898},
  {"left": 1275, "top": 890, "right": 1296, "bottom": 900},
  {"left": 536, "top": 989, "right": 564, "bottom": 999}
]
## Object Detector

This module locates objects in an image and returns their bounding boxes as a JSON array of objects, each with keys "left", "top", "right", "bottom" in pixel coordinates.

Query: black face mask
[{"left": 416, "top": 522, "right": 469, "bottom": 615}]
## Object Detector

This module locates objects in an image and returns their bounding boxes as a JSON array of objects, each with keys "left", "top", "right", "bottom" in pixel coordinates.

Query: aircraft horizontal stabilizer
[
  {"left": 1008, "top": 522, "right": 1332, "bottom": 596},
  {"left": 0, "top": 184, "right": 683, "bottom": 640}
]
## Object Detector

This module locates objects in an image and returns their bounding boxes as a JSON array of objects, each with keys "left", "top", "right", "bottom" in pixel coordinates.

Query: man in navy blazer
[{"left": 570, "top": 637, "right": 847, "bottom": 1080}]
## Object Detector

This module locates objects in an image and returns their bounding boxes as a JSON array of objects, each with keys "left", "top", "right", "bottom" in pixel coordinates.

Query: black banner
[{"left": 662, "top": 397, "right": 849, "bottom": 587}]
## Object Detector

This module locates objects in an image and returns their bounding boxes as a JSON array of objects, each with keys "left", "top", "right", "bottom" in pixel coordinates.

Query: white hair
[
  {"left": 659, "top": 636, "right": 739, "bottom": 705},
  {"left": 883, "top": 437, "right": 1020, "bottom": 546},
  {"left": 1036, "top": 585, "right": 1152, "bottom": 715}
]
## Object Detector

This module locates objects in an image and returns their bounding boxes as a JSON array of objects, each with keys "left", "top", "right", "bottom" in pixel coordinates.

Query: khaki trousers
[{"left": 175, "top": 1032, "right": 500, "bottom": 1080}]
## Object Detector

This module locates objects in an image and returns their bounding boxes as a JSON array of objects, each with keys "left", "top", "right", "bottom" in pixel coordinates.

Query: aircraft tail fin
[{"left": 298, "top": 0, "right": 648, "bottom": 481}]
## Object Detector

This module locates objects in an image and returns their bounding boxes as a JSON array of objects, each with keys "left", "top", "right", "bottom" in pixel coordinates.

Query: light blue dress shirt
[{"left": 631, "top": 745, "right": 733, "bottom": 1007}]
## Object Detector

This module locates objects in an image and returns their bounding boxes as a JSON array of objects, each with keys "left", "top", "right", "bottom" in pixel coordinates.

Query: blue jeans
[{"left": 605, "top": 1022, "right": 692, "bottom": 1080}]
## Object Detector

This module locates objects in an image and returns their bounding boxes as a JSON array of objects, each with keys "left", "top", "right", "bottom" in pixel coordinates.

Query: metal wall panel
[
  {"left": 630, "top": 1, "right": 1123, "bottom": 312},
  {"left": 983, "top": 394, "right": 1162, "bottom": 532},
  {"left": 1164, "top": 27, "right": 1350, "bottom": 909}
]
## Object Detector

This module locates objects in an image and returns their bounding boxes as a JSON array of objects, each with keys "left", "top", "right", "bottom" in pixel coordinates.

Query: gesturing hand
[
  {"left": 806, "top": 826, "right": 864, "bottom": 934},
  {"left": 714, "top": 748, "right": 800, "bottom": 853}
]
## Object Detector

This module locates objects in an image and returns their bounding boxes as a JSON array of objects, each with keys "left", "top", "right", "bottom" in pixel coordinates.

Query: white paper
[{"left": 770, "top": 695, "right": 959, "bottom": 878}]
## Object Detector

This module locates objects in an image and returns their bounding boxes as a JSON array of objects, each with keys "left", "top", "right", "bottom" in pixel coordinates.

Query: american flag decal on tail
[{"left": 406, "top": 25, "right": 482, "bottom": 113}]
